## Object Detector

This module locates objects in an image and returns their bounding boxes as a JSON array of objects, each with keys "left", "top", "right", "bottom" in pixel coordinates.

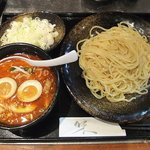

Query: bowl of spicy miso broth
[{"left": 0, "top": 43, "right": 59, "bottom": 130}]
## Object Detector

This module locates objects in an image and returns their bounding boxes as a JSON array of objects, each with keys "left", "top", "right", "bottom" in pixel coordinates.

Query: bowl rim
[{"left": 0, "top": 42, "right": 60, "bottom": 130}]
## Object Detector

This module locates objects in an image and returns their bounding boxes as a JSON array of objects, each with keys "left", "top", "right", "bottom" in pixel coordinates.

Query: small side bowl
[
  {"left": 0, "top": 43, "right": 60, "bottom": 130},
  {"left": 0, "top": 12, "right": 66, "bottom": 52}
]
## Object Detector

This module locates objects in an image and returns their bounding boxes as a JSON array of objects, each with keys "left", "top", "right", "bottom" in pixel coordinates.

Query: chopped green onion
[
  {"left": 24, "top": 67, "right": 34, "bottom": 73},
  {"left": 24, "top": 67, "right": 30, "bottom": 71},
  {"left": 9, "top": 67, "right": 16, "bottom": 71}
]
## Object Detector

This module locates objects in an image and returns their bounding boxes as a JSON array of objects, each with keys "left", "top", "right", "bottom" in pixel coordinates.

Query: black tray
[{"left": 0, "top": 12, "right": 150, "bottom": 144}]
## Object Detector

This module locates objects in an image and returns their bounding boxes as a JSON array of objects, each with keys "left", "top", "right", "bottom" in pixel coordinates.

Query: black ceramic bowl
[
  {"left": 61, "top": 12, "right": 150, "bottom": 124},
  {"left": 0, "top": 43, "right": 59, "bottom": 130},
  {"left": 0, "top": 12, "right": 66, "bottom": 52}
]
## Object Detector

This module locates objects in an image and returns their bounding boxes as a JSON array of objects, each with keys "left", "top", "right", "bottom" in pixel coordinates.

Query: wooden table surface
[{"left": 0, "top": 143, "right": 150, "bottom": 150}]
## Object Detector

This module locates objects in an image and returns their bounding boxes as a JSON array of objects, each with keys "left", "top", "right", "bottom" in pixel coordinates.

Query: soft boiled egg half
[
  {"left": 0, "top": 77, "right": 17, "bottom": 99},
  {"left": 17, "top": 80, "right": 43, "bottom": 102}
]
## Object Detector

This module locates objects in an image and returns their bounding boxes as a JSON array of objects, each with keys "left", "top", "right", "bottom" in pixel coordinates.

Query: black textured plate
[
  {"left": 61, "top": 12, "right": 150, "bottom": 124},
  {"left": 0, "top": 11, "right": 66, "bottom": 52}
]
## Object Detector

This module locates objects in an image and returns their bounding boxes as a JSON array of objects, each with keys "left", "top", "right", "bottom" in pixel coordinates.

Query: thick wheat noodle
[{"left": 77, "top": 22, "right": 150, "bottom": 102}]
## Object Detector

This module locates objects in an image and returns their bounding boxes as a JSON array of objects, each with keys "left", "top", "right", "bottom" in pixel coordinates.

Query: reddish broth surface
[{"left": 0, "top": 53, "right": 57, "bottom": 126}]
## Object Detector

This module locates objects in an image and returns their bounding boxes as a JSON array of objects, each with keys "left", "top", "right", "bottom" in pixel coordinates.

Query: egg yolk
[
  {"left": 17, "top": 80, "right": 43, "bottom": 102},
  {"left": 20, "top": 85, "right": 38, "bottom": 100},
  {"left": 0, "top": 82, "right": 12, "bottom": 98}
]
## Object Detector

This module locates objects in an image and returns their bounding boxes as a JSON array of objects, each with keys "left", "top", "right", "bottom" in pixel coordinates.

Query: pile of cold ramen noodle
[
  {"left": 0, "top": 54, "right": 56, "bottom": 126},
  {"left": 77, "top": 22, "right": 150, "bottom": 102}
]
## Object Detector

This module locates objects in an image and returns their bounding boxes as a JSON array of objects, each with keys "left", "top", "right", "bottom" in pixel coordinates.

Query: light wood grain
[{"left": 0, "top": 143, "right": 150, "bottom": 150}]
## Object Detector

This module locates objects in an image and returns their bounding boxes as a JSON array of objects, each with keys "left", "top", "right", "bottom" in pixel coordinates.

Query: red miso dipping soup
[{"left": 0, "top": 53, "right": 57, "bottom": 126}]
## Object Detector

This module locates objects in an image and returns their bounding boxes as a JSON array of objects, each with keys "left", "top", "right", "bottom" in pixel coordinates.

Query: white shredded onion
[
  {"left": 12, "top": 66, "right": 30, "bottom": 75},
  {"left": 0, "top": 17, "right": 58, "bottom": 50}
]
